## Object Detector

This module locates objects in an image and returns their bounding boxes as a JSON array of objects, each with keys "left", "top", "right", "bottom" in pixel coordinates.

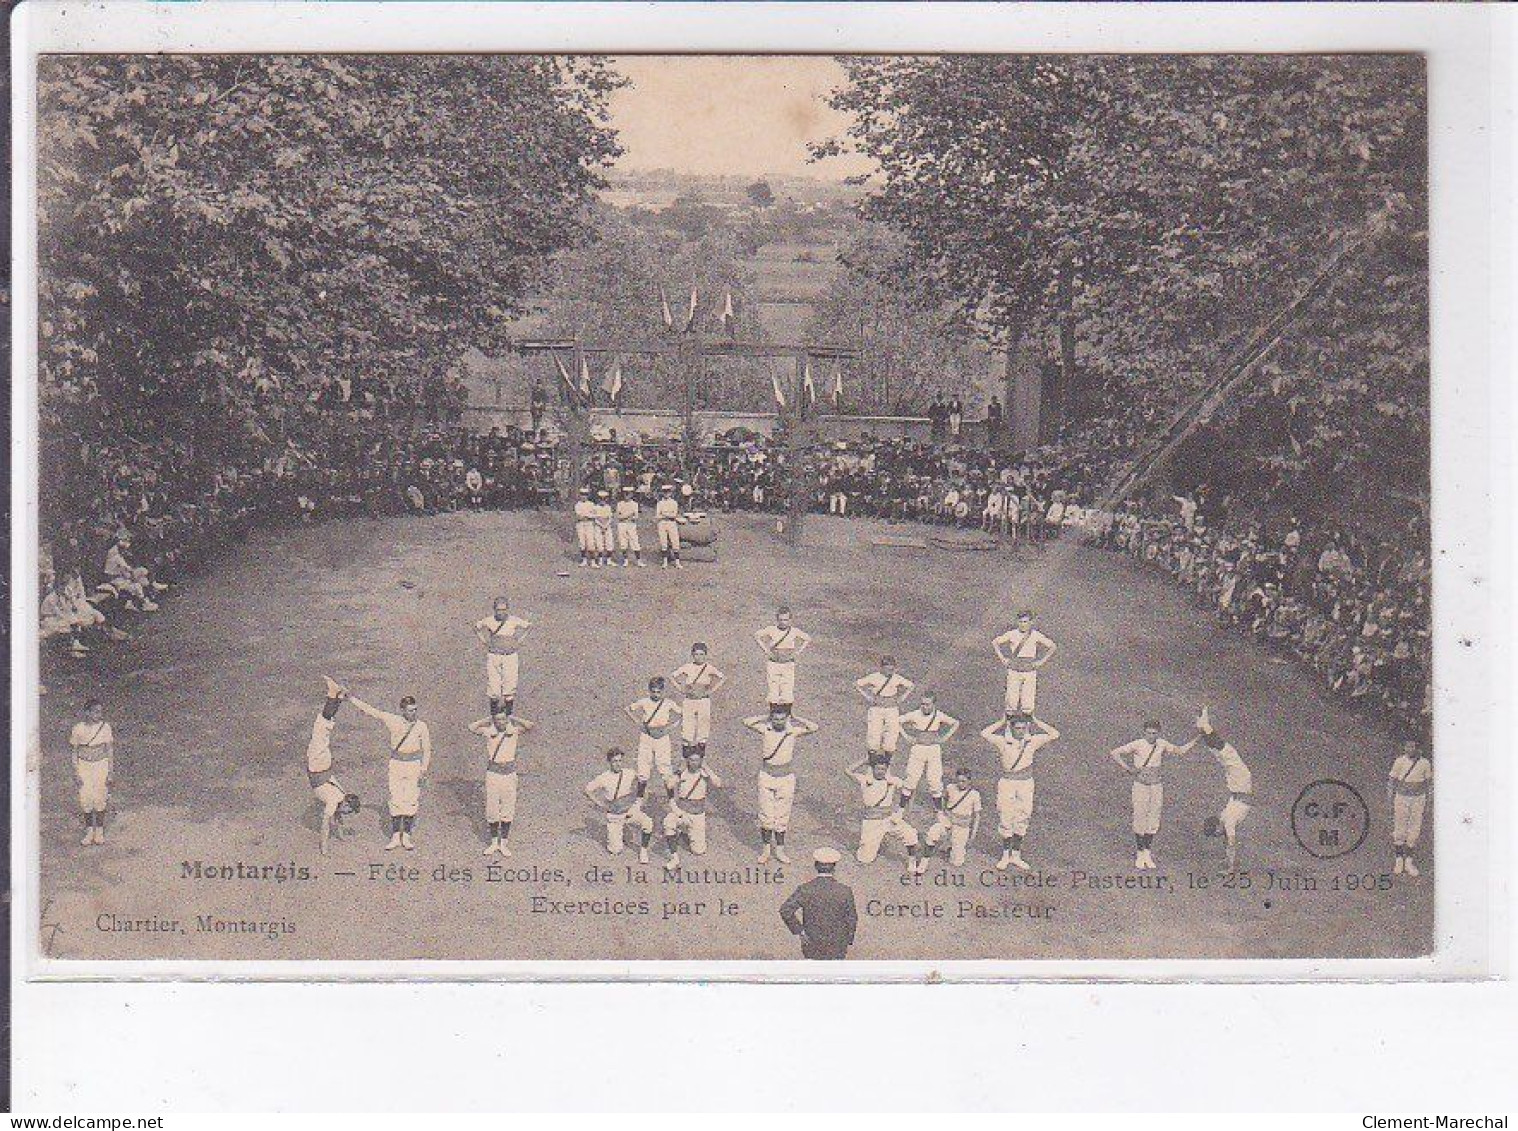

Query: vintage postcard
[{"left": 19, "top": 35, "right": 1474, "bottom": 974}]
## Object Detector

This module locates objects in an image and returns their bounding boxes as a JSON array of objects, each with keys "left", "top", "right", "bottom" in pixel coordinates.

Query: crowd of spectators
[
  {"left": 570, "top": 416, "right": 1432, "bottom": 726},
  {"left": 1091, "top": 495, "right": 1431, "bottom": 726},
  {"left": 38, "top": 368, "right": 542, "bottom": 661},
  {"left": 40, "top": 366, "right": 1431, "bottom": 727}
]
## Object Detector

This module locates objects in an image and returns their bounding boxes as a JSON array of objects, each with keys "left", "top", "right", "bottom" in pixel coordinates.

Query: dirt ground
[{"left": 34, "top": 509, "right": 1433, "bottom": 962}]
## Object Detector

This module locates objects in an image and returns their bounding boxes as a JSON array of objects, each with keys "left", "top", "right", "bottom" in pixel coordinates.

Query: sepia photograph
[{"left": 26, "top": 45, "right": 1442, "bottom": 967}]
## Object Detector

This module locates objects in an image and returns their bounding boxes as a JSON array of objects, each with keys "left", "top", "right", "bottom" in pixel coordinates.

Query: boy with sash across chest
[
  {"left": 756, "top": 607, "right": 811, "bottom": 714},
  {"left": 982, "top": 713, "right": 1061, "bottom": 871},
  {"left": 474, "top": 595, "right": 533, "bottom": 717},
  {"left": 663, "top": 748, "right": 724, "bottom": 872},
  {"left": 671, "top": 642, "right": 727, "bottom": 758},
  {"left": 742, "top": 707, "right": 819, "bottom": 864},
  {"left": 469, "top": 708, "right": 536, "bottom": 858},
  {"left": 1110, "top": 720, "right": 1197, "bottom": 871},
  {"left": 626, "top": 676, "right": 684, "bottom": 799},
  {"left": 926, "top": 767, "right": 984, "bottom": 867},
  {"left": 847, "top": 756, "right": 923, "bottom": 875},
  {"left": 992, "top": 611, "right": 1057, "bottom": 714},
  {"left": 897, "top": 693, "right": 961, "bottom": 812},
  {"left": 69, "top": 699, "right": 114, "bottom": 846},
  {"left": 1387, "top": 738, "right": 1433, "bottom": 877},
  {"left": 349, "top": 692, "right": 432, "bottom": 851},
  {"left": 573, "top": 487, "right": 598, "bottom": 567},
  {"left": 592, "top": 491, "right": 615, "bottom": 566},
  {"left": 1194, "top": 707, "right": 1254, "bottom": 869},
  {"left": 307, "top": 678, "right": 361, "bottom": 856},
  {"left": 584, "top": 747, "right": 655, "bottom": 862},
  {"left": 616, "top": 486, "right": 644, "bottom": 567},
  {"left": 855, "top": 655, "right": 915, "bottom": 759},
  {"left": 655, "top": 487, "right": 683, "bottom": 569}
]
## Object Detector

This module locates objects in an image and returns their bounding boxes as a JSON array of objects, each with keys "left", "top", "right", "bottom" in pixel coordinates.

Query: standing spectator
[
  {"left": 778, "top": 847, "right": 858, "bottom": 960},
  {"left": 529, "top": 379, "right": 548, "bottom": 433},
  {"left": 985, "top": 396, "right": 1003, "bottom": 448},
  {"left": 928, "top": 391, "right": 948, "bottom": 443}
]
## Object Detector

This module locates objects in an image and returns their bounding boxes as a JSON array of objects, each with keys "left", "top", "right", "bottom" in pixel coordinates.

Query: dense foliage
[
  {"left": 816, "top": 54, "right": 1429, "bottom": 537},
  {"left": 522, "top": 206, "right": 777, "bottom": 412},
  {"left": 804, "top": 224, "right": 993, "bottom": 415},
  {"left": 39, "top": 54, "right": 623, "bottom": 449}
]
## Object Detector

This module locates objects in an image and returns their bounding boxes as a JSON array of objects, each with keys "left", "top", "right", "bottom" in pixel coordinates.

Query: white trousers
[
  {"left": 766, "top": 661, "right": 796, "bottom": 705},
  {"left": 76, "top": 757, "right": 109, "bottom": 812},
  {"left": 486, "top": 652, "right": 520, "bottom": 699},
  {"left": 663, "top": 808, "right": 709, "bottom": 854},
  {"left": 1004, "top": 669, "right": 1038, "bottom": 713},
  {"left": 1392, "top": 793, "right": 1427, "bottom": 847},
  {"left": 866, "top": 707, "right": 901, "bottom": 753},
  {"left": 682, "top": 698, "right": 712, "bottom": 744},
  {"left": 1131, "top": 780, "right": 1163, "bottom": 835},
  {"left": 758, "top": 772, "right": 796, "bottom": 833},
  {"left": 904, "top": 744, "right": 945, "bottom": 798},
  {"left": 857, "top": 813, "right": 919, "bottom": 862},
  {"left": 997, "top": 777, "right": 1035, "bottom": 837},
  {"left": 485, "top": 771, "right": 519, "bottom": 822},
  {"left": 607, "top": 806, "right": 654, "bottom": 852},
  {"left": 389, "top": 759, "right": 422, "bottom": 817},
  {"left": 926, "top": 816, "right": 972, "bottom": 865},
  {"left": 637, "top": 734, "right": 674, "bottom": 782}
]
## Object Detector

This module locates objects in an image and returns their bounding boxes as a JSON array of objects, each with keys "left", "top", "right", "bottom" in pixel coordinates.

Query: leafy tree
[
  {"left": 804, "top": 225, "right": 992, "bottom": 414},
  {"left": 815, "top": 54, "right": 1428, "bottom": 526},
  {"left": 746, "top": 179, "right": 776, "bottom": 207},
  {"left": 814, "top": 55, "right": 1426, "bottom": 408},
  {"left": 38, "top": 54, "right": 624, "bottom": 441},
  {"left": 517, "top": 206, "right": 772, "bottom": 411}
]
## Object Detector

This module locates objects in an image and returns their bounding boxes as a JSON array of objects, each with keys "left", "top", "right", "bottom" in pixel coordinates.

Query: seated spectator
[{"left": 103, "top": 532, "right": 161, "bottom": 612}]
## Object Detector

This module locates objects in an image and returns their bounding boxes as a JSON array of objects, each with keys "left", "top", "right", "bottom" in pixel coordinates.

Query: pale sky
[{"left": 606, "top": 55, "right": 875, "bottom": 181}]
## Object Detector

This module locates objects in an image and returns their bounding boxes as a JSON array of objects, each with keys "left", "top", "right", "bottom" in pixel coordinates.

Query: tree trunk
[
  {"left": 1057, "top": 253, "right": 1077, "bottom": 421},
  {"left": 1003, "top": 321, "right": 1045, "bottom": 453}
]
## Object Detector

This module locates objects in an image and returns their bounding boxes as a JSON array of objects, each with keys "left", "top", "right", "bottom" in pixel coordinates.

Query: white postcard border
[{"left": 10, "top": 1, "right": 1510, "bottom": 986}]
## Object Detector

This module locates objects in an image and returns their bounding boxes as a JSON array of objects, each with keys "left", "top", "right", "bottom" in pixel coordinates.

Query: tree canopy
[
  {"left": 816, "top": 55, "right": 1424, "bottom": 349},
  {"left": 804, "top": 224, "right": 994, "bottom": 415},
  {"left": 519, "top": 205, "right": 772, "bottom": 412},
  {"left": 816, "top": 54, "right": 1429, "bottom": 531},
  {"left": 746, "top": 179, "right": 776, "bottom": 207},
  {"left": 38, "top": 54, "right": 625, "bottom": 429}
]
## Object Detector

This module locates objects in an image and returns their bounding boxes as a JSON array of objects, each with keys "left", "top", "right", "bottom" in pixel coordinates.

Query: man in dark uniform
[
  {"left": 778, "top": 847, "right": 858, "bottom": 960},
  {"left": 529, "top": 379, "right": 548, "bottom": 433}
]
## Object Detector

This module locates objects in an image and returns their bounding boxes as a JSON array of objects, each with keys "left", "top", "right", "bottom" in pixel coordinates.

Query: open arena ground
[{"left": 35, "top": 510, "right": 1433, "bottom": 962}]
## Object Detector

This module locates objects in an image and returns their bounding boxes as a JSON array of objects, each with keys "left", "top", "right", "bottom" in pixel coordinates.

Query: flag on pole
[
  {"left": 579, "top": 355, "right": 593, "bottom": 399},
  {"left": 603, "top": 358, "right": 624, "bottom": 405},
  {"left": 721, "top": 289, "right": 736, "bottom": 335},
  {"left": 831, "top": 362, "right": 844, "bottom": 407},
  {"left": 772, "top": 371, "right": 787, "bottom": 409},
  {"left": 802, "top": 357, "right": 817, "bottom": 405},
  {"left": 683, "top": 286, "right": 699, "bottom": 333},
  {"left": 659, "top": 285, "right": 674, "bottom": 330},
  {"left": 553, "top": 352, "right": 576, "bottom": 397}
]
